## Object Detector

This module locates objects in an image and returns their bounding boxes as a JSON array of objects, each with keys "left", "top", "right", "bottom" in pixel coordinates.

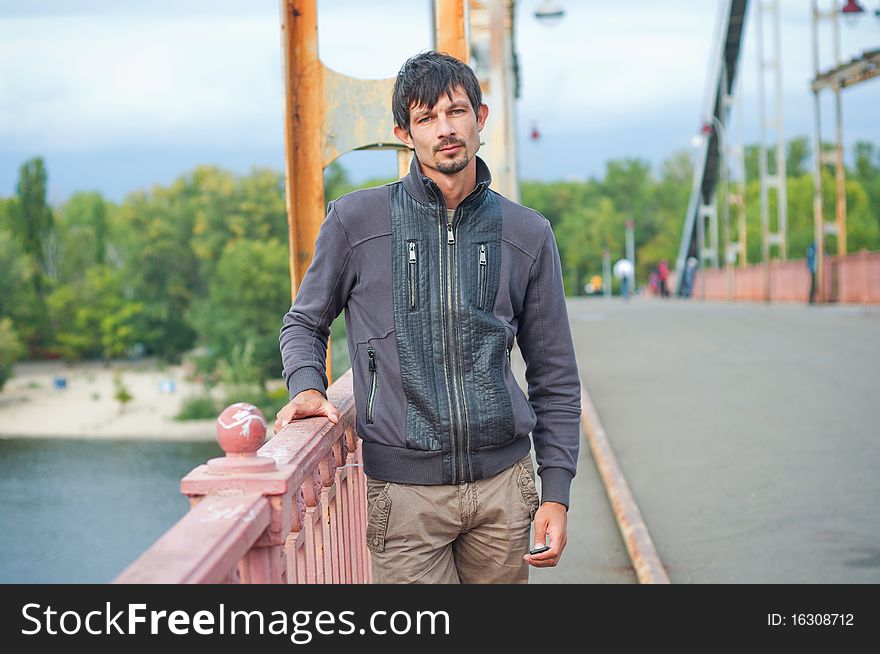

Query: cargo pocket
[
  {"left": 365, "top": 479, "right": 392, "bottom": 553},
  {"left": 515, "top": 456, "right": 540, "bottom": 522}
]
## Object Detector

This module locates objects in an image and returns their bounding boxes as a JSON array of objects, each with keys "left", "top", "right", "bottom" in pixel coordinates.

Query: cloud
[
  {"left": 0, "top": 14, "right": 284, "bottom": 151},
  {"left": 0, "top": 0, "right": 875, "bottom": 202},
  {"left": 514, "top": 2, "right": 716, "bottom": 130}
]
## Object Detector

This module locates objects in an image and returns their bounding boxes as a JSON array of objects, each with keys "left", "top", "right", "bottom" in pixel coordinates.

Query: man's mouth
[{"left": 438, "top": 144, "right": 463, "bottom": 154}]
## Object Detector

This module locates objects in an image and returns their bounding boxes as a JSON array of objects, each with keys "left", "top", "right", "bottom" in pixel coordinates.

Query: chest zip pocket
[
  {"left": 477, "top": 243, "right": 488, "bottom": 310},
  {"left": 366, "top": 346, "right": 377, "bottom": 424},
  {"left": 407, "top": 241, "right": 418, "bottom": 311}
]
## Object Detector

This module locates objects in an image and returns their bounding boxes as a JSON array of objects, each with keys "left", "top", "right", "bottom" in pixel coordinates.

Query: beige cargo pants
[{"left": 365, "top": 454, "right": 540, "bottom": 584}]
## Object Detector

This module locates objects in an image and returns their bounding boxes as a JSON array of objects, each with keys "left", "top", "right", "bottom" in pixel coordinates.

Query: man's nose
[{"left": 435, "top": 112, "right": 455, "bottom": 138}]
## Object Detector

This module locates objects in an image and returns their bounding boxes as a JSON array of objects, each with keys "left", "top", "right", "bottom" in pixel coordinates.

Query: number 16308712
[{"left": 767, "top": 613, "right": 854, "bottom": 627}]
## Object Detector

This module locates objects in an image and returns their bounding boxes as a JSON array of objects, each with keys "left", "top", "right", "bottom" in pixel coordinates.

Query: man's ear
[
  {"left": 393, "top": 124, "right": 414, "bottom": 149},
  {"left": 476, "top": 103, "right": 489, "bottom": 132}
]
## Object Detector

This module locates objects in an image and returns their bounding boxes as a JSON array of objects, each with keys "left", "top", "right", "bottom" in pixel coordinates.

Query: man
[
  {"left": 276, "top": 52, "right": 581, "bottom": 584},
  {"left": 612, "top": 257, "right": 633, "bottom": 301},
  {"left": 681, "top": 256, "right": 698, "bottom": 298},
  {"left": 806, "top": 241, "right": 817, "bottom": 304},
  {"left": 657, "top": 259, "right": 670, "bottom": 298}
]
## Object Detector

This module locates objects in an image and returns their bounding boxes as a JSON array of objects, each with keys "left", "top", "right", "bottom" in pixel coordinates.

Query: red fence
[{"left": 688, "top": 250, "right": 880, "bottom": 304}]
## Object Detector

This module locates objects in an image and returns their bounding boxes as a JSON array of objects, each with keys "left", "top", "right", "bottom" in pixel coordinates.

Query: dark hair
[{"left": 392, "top": 51, "right": 483, "bottom": 132}]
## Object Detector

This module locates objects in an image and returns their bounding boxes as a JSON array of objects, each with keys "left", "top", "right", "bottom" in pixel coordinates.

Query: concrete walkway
[{"left": 519, "top": 296, "right": 880, "bottom": 583}]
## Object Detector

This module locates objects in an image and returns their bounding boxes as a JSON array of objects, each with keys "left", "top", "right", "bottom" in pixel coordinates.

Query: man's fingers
[
  {"left": 523, "top": 509, "right": 567, "bottom": 567},
  {"left": 275, "top": 401, "right": 340, "bottom": 431},
  {"left": 533, "top": 517, "right": 548, "bottom": 551},
  {"left": 323, "top": 401, "right": 340, "bottom": 423}
]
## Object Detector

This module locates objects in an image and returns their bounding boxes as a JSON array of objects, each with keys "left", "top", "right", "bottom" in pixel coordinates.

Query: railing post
[
  {"left": 115, "top": 369, "right": 369, "bottom": 584},
  {"left": 181, "top": 402, "right": 293, "bottom": 584}
]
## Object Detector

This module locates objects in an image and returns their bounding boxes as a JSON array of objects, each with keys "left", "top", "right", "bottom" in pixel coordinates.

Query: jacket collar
[{"left": 401, "top": 152, "right": 492, "bottom": 208}]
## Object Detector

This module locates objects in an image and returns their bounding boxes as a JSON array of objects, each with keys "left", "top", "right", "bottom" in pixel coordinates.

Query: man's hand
[
  {"left": 523, "top": 501, "right": 568, "bottom": 568},
  {"left": 274, "top": 389, "right": 341, "bottom": 433}
]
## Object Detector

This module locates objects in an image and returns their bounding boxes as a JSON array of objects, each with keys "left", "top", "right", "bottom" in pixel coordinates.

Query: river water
[{"left": 0, "top": 438, "right": 222, "bottom": 583}]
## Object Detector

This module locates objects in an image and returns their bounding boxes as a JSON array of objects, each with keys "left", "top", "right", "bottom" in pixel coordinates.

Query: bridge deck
[{"left": 516, "top": 297, "right": 880, "bottom": 583}]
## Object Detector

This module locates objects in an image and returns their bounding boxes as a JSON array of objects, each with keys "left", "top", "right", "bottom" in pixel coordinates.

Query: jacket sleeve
[
  {"left": 279, "top": 201, "right": 355, "bottom": 400},
  {"left": 516, "top": 220, "right": 582, "bottom": 509}
]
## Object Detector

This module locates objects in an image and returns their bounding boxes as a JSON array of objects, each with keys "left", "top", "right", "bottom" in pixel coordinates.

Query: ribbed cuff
[
  {"left": 539, "top": 467, "right": 575, "bottom": 510},
  {"left": 287, "top": 366, "right": 328, "bottom": 401}
]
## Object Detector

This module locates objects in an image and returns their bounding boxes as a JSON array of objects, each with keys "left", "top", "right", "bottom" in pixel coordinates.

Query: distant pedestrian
[
  {"left": 613, "top": 258, "right": 634, "bottom": 301},
  {"left": 657, "top": 259, "right": 670, "bottom": 298},
  {"left": 806, "top": 241, "right": 817, "bottom": 304},
  {"left": 682, "top": 256, "right": 698, "bottom": 298},
  {"left": 648, "top": 270, "right": 659, "bottom": 296}
]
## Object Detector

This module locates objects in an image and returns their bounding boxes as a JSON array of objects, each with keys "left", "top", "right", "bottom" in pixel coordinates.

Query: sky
[{"left": 0, "top": 0, "right": 877, "bottom": 206}]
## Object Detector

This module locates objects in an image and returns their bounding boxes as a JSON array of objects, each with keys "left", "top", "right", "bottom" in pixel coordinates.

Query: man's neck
[{"left": 419, "top": 157, "right": 477, "bottom": 210}]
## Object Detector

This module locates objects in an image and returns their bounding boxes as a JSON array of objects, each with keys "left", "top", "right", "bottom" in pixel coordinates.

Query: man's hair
[{"left": 392, "top": 51, "right": 482, "bottom": 132}]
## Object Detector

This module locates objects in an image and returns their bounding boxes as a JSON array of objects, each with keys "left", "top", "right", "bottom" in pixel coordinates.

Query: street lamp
[
  {"left": 841, "top": 0, "right": 865, "bottom": 25},
  {"left": 534, "top": 0, "right": 565, "bottom": 27}
]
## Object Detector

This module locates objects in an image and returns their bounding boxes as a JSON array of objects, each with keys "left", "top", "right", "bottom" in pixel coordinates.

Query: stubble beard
[{"left": 434, "top": 150, "right": 470, "bottom": 175}]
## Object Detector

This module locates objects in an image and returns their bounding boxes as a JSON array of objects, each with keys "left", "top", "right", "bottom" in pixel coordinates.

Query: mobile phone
[{"left": 528, "top": 544, "right": 550, "bottom": 555}]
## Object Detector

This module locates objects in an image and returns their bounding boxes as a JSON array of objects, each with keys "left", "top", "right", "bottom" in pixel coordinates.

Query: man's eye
[{"left": 418, "top": 116, "right": 432, "bottom": 123}]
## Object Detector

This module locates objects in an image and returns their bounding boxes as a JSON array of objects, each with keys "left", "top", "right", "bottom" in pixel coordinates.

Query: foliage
[
  {"left": 112, "top": 369, "right": 134, "bottom": 414},
  {"left": 9, "top": 158, "right": 55, "bottom": 279},
  {"left": 175, "top": 394, "right": 221, "bottom": 421},
  {"left": 44, "top": 265, "right": 143, "bottom": 361},
  {"left": 0, "top": 229, "right": 45, "bottom": 355},
  {"left": 186, "top": 238, "right": 290, "bottom": 384},
  {"left": 0, "top": 317, "right": 25, "bottom": 391},
  {"left": 1, "top": 137, "right": 878, "bottom": 391}
]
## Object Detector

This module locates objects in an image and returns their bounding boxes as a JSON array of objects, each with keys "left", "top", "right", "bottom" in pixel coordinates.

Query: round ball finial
[
  {"left": 216, "top": 402, "right": 267, "bottom": 453},
  {"left": 207, "top": 402, "right": 275, "bottom": 474}
]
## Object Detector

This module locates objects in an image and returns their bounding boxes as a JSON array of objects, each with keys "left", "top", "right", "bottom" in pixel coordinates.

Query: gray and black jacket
[{"left": 279, "top": 155, "right": 581, "bottom": 508}]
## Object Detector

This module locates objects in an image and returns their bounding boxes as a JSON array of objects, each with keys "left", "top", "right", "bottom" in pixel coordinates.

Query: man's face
[{"left": 394, "top": 85, "right": 488, "bottom": 177}]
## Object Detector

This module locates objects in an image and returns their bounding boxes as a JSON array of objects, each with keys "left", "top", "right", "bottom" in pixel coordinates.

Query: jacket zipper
[
  {"left": 431, "top": 182, "right": 487, "bottom": 484},
  {"left": 478, "top": 243, "right": 487, "bottom": 309},
  {"left": 449, "top": 208, "right": 470, "bottom": 482},
  {"left": 407, "top": 240, "right": 418, "bottom": 310},
  {"left": 439, "top": 203, "right": 466, "bottom": 483},
  {"left": 366, "top": 346, "right": 377, "bottom": 424}
]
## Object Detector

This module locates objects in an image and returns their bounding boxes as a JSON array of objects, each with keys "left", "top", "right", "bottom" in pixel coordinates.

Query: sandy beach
[{"left": 0, "top": 358, "right": 233, "bottom": 440}]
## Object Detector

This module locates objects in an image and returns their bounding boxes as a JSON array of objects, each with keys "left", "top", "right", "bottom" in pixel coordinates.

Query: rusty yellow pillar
[
  {"left": 436, "top": 0, "right": 469, "bottom": 61},
  {"left": 279, "top": 0, "right": 333, "bottom": 382}
]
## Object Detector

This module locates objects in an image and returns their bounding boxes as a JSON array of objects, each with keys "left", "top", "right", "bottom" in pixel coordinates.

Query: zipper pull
[
  {"left": 479, "top": 243, "right": 487, "bottom": 265},
  {"left": 446, "top": 222, "right": 454, "bottom": 244},
  {"left": 408, "top": 241, "right": 417, "bottom": 263},
  {"left": 368, "top": 347, "right": 375, "bottom": 372}
]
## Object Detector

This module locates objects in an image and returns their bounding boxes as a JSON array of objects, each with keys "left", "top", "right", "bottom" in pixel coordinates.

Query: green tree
[
  {"left": 187, "top": 238, "right": 290, "bottom": 385},
  {"left": 111, "top": 188, "right": 198, "bottom": 361},
  {"left": 45, "top": 265, "right": 143, "bottom": 361},
  {"left": 557, "top": 197, "right": 624, "bottom": 295},
  {"left": 787, "top": 137, "right": 811, "bottom": 177},
  {"left": 0, "top": 317, "right": 25, "bottom": 391},
  {"left": 57, "top": 192, "right": 109, "bottom": 276},
  {"left": 853, "top": 141, "right": 880, "bottom": 235},
  {"left": 0, "top": 230, "right": 43, "bottom": 351},
  {"left": 10, "top": 158, "right": 55, "bottom": 280}
]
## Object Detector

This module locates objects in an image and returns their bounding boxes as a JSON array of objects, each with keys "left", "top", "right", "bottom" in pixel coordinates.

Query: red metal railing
[
  {"left": 114, "top": 369, "right": 371, "bottom": 584},
  {"left": 680, "top": 250, "right": 880, "bottom": 304}
]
